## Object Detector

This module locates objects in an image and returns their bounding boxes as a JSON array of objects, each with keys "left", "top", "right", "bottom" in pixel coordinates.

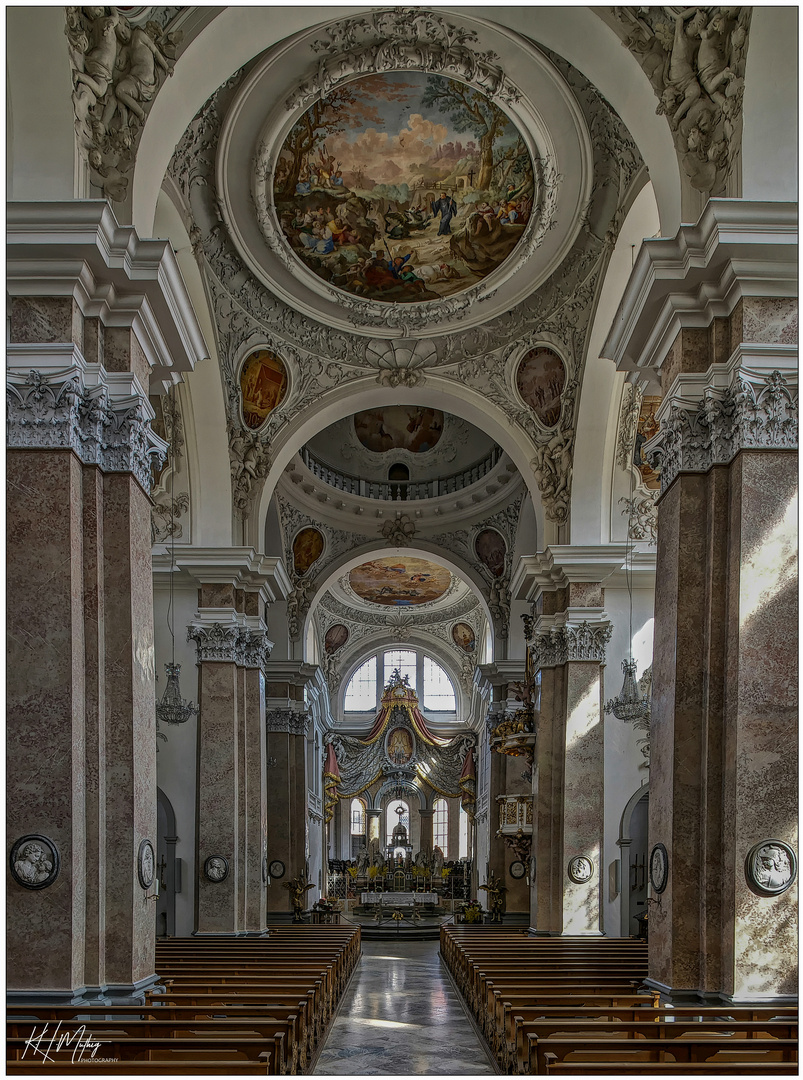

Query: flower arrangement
[
  {"left": 346, "top": 866, "right": 358, "bottom": 879},
  {"left": 460, "top": 899, "right": 484, "bottom": 924}
]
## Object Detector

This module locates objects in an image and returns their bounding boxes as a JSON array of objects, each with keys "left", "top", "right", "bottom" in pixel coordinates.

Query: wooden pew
[
  {"left": 522, "top": 1019, "right": 798, "bottom": 1075},
  {"left": 8, "top": 1061, "right": 271, "bottom": 1076},
  {"left": 531, "top": 1036, "right": 797, "bottom": 1075}
]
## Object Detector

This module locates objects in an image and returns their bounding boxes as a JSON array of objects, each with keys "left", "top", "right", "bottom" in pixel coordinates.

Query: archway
[
  {"left": 156, "top": 787, "right": 179, "bottom": 939},
  {"left": 617, "top": 784, "right": 649, "bottom": 938}
]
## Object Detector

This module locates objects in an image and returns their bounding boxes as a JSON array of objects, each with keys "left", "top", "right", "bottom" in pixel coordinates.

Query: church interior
[{"left": 6, "top": 4, "right": 798, "bottom": 1075}]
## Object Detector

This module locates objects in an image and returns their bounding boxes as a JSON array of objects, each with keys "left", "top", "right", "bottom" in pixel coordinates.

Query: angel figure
[
  {"left": 479, "top": 869, "right": 507, "bottom": 923},
  {"left": 283, "top": 873, "right": 314, "bottom": 922}
]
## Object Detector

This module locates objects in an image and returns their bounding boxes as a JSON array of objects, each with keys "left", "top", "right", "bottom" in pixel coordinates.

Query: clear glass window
[
  {"left": 386, "top": 800, "right": 410, "bottom": 848},
  {"left": 344, "top": 655, "right": 377, "bottom": 711},
  {"left": 383, "top": 649, "right": 416, "bottom": 689},
  {"left": 459, "top": 803, "right": 469, "bottom": 860},
  {"left": 423, "top": 656, "right": 456, "bottom": 711},
  {"left": 433, "top": 798, "right": 449, "bottom": 858},
  {"left": 350, "top": 798, "right": 366, "bottom": 836}
]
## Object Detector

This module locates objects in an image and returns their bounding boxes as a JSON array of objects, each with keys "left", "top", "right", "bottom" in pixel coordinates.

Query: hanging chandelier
[
  {"left": 155, "top": 384, "right": 199, "bottom": 744},
  {"left": 604, "top": 454, "right": 651, "bottom": 731}
]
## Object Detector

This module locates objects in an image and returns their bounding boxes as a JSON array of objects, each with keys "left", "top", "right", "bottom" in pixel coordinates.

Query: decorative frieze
[
  {"left": 531, "top": 621, "right": 612, "bottom": 668},
  {"left": 620, "top": 487, "right": 658, "bottom": 544},
  {"left": 187, "top": 622, "right": 272, "bottom": 668},
  {"left": 7, "top": 368, "right": 167, "bottom": 493},
  {"left": 266, "top": 709, "right": 311, "bottom": 736},
  {"left": 646, "top": 370, "right": 798, "bottom": 494}
]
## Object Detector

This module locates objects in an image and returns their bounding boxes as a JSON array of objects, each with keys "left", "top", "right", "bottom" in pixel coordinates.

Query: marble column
[
  {"left": 603, "top": 201, "right": 798, "bottom": 1003},
  {"left": 188, "top": 585, "right": 271, "bottom": 935},
  {"left": 418, "top": 809, "right": 434, "bottom": 855},
  {"left": 529, "top": 585, "right": 610, "bottom": 935}
]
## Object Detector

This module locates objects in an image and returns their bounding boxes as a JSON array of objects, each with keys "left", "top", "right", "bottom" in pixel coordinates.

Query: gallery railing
[{"left": 300, "top": 446, "right": 503, "bottom": 501}]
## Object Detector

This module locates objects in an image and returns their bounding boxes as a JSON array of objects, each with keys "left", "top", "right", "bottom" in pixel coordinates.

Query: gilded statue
[
  {"left": 479, "top": 869, "right": 507, "bottom": 923},
  {"left": 283, "top": 873, "right": 315, "bottom": 922}
]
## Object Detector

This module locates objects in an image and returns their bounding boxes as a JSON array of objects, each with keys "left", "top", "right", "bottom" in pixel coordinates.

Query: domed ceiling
[{"left": 273, "top": 71, "right": 533, "bottom": 305}]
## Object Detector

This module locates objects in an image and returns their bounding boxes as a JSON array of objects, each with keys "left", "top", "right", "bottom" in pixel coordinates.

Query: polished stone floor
[{"left": 313, "top": 940, "right": 497, "bottom": 1076}]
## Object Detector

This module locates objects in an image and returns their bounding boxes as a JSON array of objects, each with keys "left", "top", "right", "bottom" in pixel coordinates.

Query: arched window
[
  {"left": 459, "top": 803, "right": 469, "bottom": 860},
  {"left": 343, "top": 649, "right": 457, "bottom": 715},
  {"left": 344, "top": 655, "right": 376, "bottom": 711},
  {"left": 350, "top": 798, "right": 366, "bottom": 836},
  {"left": 386, "top": 800, "right": 409, "bottom": 849},
  {"left": 423, "top": 656, "right": 456, "bottom": 711},
  {"left": 433, "top": 798, "right": 448, "bottom": 858}
]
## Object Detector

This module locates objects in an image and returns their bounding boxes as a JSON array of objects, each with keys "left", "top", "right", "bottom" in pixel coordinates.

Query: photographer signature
[{"left": 22, "top": 1022, "right": 106, "bottom": 1063}]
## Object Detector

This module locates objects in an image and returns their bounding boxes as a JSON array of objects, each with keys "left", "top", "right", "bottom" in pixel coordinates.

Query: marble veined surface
[{"left": 313, "top": 940, "right": 496, "bottom": 1075}]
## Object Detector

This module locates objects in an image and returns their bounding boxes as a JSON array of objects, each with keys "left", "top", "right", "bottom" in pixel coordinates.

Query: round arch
[
  {"left": 252, "top": 376, "right": 547, "bottom": 551},
  {"left": 304, "top": 542, "right": 496, "bottom": 657}
]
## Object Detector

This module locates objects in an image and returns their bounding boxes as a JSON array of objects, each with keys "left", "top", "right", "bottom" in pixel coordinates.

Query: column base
[
  {"left": 642, "top": 978, "right": 797, "bottom": 1009},
  {"left": 8, "top": 974, "right": 162, "bottom": 1008}
]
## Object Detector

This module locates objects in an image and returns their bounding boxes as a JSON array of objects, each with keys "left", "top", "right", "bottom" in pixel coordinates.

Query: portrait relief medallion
[
  {"left": 137, "top": 839, "right": 155, "bottom": 890},
  {"left": 650, "top": 843, "right": 669, "bottom": 893},
  {"left": 273, "top": 71, "right": 534, "bottom": 305},
  {"left": 745, "top": 840, "right": 796, "bottom": 897},
  {"left": 567, "top": 855, "right": 594, "bottom": 884},
  {"left": 204, "top": 855, "right": 230, "bottom": 883},
  {"left": 9, "top": 834, "right": 60, "bottom": 891}
]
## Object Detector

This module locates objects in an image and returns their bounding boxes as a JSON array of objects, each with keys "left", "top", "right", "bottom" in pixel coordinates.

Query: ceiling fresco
[
  {"left": 348, "top": 557, "right": 452, "bottom": 607},
  {"left": 273, "top": 71, "right": 534, "bottom": 304},
  {"left": 353, "top": 406, "right": 444, "bottom": 454}
]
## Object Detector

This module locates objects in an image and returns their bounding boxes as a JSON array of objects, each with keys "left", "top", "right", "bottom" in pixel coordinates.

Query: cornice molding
[
  {"left": 153, "top": 548, "right": 291, "bottom": 601},
  {"left": 511, "top": 545, "right": 657, "bottom": 600},
  {"left": 7, "top": 201, "right": 209, "bottom": 392},
  {"left": 602, "top": 200, "right": 798, "bottom": 374}
]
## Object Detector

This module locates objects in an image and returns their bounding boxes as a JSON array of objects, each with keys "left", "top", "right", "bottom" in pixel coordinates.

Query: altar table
[{"left": 360, "top": 891, "right": 439, "bottom": 905}]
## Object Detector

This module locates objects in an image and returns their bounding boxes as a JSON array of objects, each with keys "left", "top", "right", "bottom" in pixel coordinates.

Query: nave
[{"left": 314, "top": 940, "right": 495, "bottom": 1076}]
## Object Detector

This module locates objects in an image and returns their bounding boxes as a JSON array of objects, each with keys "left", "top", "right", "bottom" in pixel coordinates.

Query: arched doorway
[
  {"left": 618, "top": 785, "right": 649, "bottom": 938},
  {"left": 156, "top": 787, "right": 179, "bottom": 939}
]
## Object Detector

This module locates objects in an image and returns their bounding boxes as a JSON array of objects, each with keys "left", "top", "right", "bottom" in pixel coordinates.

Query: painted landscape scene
[{"left": 273, "top": 72, "right": 534, "bottom": 303}]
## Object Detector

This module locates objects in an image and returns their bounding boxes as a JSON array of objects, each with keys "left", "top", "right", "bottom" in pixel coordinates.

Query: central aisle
[{"left": 313, "top": 939, "right": 497, "bottom": 1075}]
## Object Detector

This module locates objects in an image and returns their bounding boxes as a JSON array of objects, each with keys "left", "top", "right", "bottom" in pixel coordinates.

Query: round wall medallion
[
  {"left": 204, "top": 855, "right": 230, "bottom": 883},
  {"left": 137, "top": 839, "right": 155, "bottom": 889},
  {"left": 510, "top": 860, "right": 526, "bottom": 880},
  {"left": 567, "top": 856, "right": 594, "bottom": 884},
  {"left": 10, "top": 834, "right": 60, "bottom": 890},
  {"left": 745, "top": 840, "right": 797, "bottom": 897},
  {"left": 650, "top": 843, "right": 669, "bottom": 893},
  {"left": 269, "top": 859, "right": 286, "bottom": 879}
]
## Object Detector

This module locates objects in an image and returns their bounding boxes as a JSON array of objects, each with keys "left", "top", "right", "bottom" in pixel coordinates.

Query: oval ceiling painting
[
  {"left": 273, "top": 72, "right": 534, "bottom": 304},
  {"left": 349, "top": 557, "right": 451, "bottom": 606},
  {"left": 452, "top": 622, "right": 476, "bottom": 653},
  {"left": 516, "top": 347, "right": 566, "bottom": 429},
  {"left": 324, "top": 623, "right": 349, "bottom": 655},
  {"left": 292, "top": 526, "right": 324, "bottom": 577},
  {"left": 354, "top": 407, "right": 444, "bottom": 454},
  {"left": 240, "top": 349, "right": 288, "bottom": 430},
  {"left": 475, "top": 528, "right": 506, "bottom": 578}
]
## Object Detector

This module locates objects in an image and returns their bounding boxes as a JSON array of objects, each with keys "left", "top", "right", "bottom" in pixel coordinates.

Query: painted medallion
[
  {"left": 349, "top": 557, "right": 451, "bottom": 606},
  {"left": 293, "top": 527, "right": 324, "bottom": 577},
  {"left": 387, "top": 727, "right": 414, "bottom": 765},
  {"left": 475, "top": 528, "right": 506, "bottom": 578},
  {"left": 240, "top": 349, "right": 288, "bottom": 430},
  {"left": 354, "top": 406, "right": 444, "bottom": 453},
  {"left": 633, "top": 396, "right": 661, "bottom": 490},
  {"left": 516, "top": 347, "right": 566, "bottom": 429},
  {"left": 273, "top": 72, "right": 534, "bottom": 304},
  {"left": 324, "top": 623, "right": 349, "bottom": 655},
  {"left": 452, "top": 622, "right": 476, "bottom": 653}
]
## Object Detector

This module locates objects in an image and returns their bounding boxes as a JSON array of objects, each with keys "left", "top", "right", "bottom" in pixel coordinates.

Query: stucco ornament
[
  {"left": 65, "top": 7, "right": 181, "bottom": 202},
  {"left": 151, "top": 492, "right": 189, "bottom": 544},
  {"left": 745, "top": 840, "right": 797, "bottom": 897},
  {"left": 530, "top": 379, "right": 578, "bottom": 524},
  {"left": 620, "top": 488, "right": 658, "bottom": 544},
  {"left": 228, "top": 422, "right": 271, "bottom": 520},
  {"left": 287, "top": 577, "right": 318, "bottom": 642},
  {"left": 614, "top": 7, "right": 750, "bottom": 195},
  {"left": 616, "top": 382, "right": 644, "bottom": 470},
  {"left": 9, "top": 835, "right": 60, "bottom": 890},
  {"left": 381, "top": 513, "right": 417, "bottom": 547}
]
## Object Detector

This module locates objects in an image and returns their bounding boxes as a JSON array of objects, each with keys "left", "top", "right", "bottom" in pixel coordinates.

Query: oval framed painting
[
  {"left": 516, "top": 346, "right": 566, "bottom": 429},
  {"left": 239, "top": 349, "right": 288, "bottom": 430},
  {"left": 324, "top": 623, "right": 349, "bottom": 655},
  {"left": 293, "top": 527, "right": 325, "bottom": 577},
  {"left": 475, "top": 528, "right": 507, "bottom": 579},
  {"left": 452, "top": 622, "right": 476, "bottom": 653}
]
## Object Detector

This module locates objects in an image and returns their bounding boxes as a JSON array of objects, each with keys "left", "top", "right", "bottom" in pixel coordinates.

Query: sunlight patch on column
[{"left": 740, "top": 492, "right": 797, "bottom": 628}]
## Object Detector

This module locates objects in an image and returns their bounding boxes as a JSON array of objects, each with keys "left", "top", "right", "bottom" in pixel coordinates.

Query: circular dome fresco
[
  {"left": 273, "top": 72, "right": 534, "bottom": 305},
  {"left": 217, "top": 11, "right": 591, "bottom": 336},
  {"left": 349, "top": 557, "right": 451, "bottom": 606}
]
